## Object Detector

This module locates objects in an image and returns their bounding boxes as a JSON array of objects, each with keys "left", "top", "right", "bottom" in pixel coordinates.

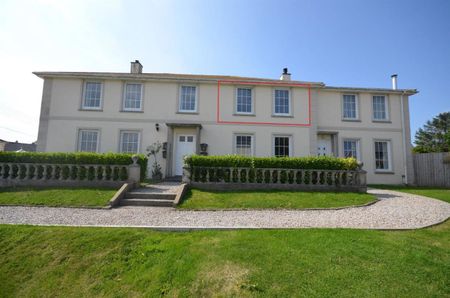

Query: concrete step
[
  {"left": 164, "top": 176, "right": 182, "bottom": 182},
  {"left": 125, "top": 192, "right": 176, "bottom": 200},
  {"left": 120, "top": 198, "right": 174, "bottom": 207}
]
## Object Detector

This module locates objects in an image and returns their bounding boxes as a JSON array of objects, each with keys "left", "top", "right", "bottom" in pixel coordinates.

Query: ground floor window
[
  {"left": 273, "top": 136, "right": 291, "bottom": 157},
  {"left": 120, "top": 131, "right": 140, "bottom": 153},
  {"left": 78, "top": 129, "right": 99, "bottom": 152},
  {"left": 374, "top": 140, "right": 391, "bottom": 170},
  {"left": 343, "top": 139, "right": 360, "bottom": 160},
  {"left": 235, "top": 134, "right": 253, "bottom": 156}
]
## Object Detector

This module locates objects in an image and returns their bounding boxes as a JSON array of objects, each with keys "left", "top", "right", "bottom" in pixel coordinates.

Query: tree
[{"left": 413, "top": 112, "right": 450, "bottom": 153}]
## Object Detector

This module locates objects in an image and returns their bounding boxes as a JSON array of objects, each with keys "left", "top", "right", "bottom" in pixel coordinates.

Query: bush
[
  {"left": 0, "top": 152, "right": 148, "bottom": 181},
  {"left": 184, "top": 155, "right": 358, "bottom": 171}
]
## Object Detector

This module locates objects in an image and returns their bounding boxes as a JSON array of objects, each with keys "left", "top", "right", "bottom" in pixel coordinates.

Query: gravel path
[{"left": 0, "top": 189, "right": 449, "bottom": 230}]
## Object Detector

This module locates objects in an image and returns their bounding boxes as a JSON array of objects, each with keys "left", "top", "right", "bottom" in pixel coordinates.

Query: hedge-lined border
[
  {"left": 0, "top": 152, "right": 148, "bottom": 181},
  {"left": 185, "top": 155, "right": 358, "bottom": 170}
]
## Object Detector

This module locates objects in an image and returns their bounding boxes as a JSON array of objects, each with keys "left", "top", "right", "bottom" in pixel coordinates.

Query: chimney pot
[
  {"left": 391, "top": 74, "right": 398, "bottom": 90},
  {"left": 280, "top": 67, "right": 291, "bottom": 81},
  {"left": 130, "top": 60, "right": 143, "bottom": 74}
]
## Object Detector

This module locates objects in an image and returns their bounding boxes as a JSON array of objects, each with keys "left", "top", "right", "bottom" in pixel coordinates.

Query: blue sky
[{"left": 0, "top": 0, "right": 449, "bottom": 143}]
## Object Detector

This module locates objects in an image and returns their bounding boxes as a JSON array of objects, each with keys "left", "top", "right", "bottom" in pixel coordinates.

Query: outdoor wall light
[{"left": 155, "top": 123, "right": 159, "bottom": 131}]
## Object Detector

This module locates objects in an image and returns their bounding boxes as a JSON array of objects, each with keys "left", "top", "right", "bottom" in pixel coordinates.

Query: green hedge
[
  {"left": 0, "top": 152, "right": 148, "bottom": 181},
  {"left": 184, "top": 155, "right": 358, "bottom": 170}
]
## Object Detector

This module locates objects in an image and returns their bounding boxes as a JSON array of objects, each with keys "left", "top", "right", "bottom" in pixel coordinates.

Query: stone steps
[
  {"left": 120, "top": 198, "right": 174, "bottom": 207},
  {"left": 120, "top": 186, "right": 178, "bottom": 207}
]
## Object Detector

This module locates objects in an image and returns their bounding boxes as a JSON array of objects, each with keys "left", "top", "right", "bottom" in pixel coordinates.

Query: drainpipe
[
  {"left": 400, "top": 91, "right": 408, "bottom": 184},
  {"left": 393, "top": 74, "right": 408, "bottom": 184}
]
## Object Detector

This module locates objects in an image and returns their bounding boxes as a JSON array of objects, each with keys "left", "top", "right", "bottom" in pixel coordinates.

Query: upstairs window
[
  {"left": 123, "top": 83, "right": 143, "bottom": 111},
  {"left": 120, "top": 131, "right": 140, "bottom": 153},
  {"left": 374, "top": 141, "right": 391, "bottom": 171},
  {"left": 235, "top": 134, "right": 253, "bottom": 156},
  {"left": 273, "top": 136, "right": 291, "bottom": 157},
  {"left": 372, "top": 95, "right": 388, "bottom": 120},
  {"left": 274, "top": 89, "right": 290, "bottom": 115},
  {"left": 179, "top": 86, "right": 197, "bottom": 112},
  {"left": 236, "top": 88, "right": 253, "bottom": 114},
  {"left": 82, "top": 82, "right": 102, "bottom": 109},
  {"left": 342, "top": 94, "right": 358, "bottom": 120},
  {"left": 78, "top": 129, "right": 99, "bottom": 152}
]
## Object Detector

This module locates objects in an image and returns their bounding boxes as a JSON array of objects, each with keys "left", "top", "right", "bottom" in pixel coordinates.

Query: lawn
[
  {"left": 0, "top": 187, "right": 118, "bottom": 207},
  {"left": 370, "top": 185, "right": 450, "bottom": 203},
  {"left": 0, "top": 222, "right": 448, "bottom": 297},
  {"left": 178, "top": 189, "right": 376, "bottom": 209}
]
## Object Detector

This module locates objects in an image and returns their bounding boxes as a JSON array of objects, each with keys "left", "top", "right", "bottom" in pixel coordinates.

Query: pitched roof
[{"left": 0, "top": 141, "right": 36, "bottom": 152}]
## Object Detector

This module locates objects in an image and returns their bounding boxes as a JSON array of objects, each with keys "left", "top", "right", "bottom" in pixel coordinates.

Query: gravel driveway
[{"left": 0, "top": 189, "right": 449, "bottom": 230}]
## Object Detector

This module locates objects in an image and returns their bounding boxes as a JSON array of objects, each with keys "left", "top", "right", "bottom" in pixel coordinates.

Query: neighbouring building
[
  {"left": 33, "top": 61, "right": 417, "bottom": 184},
  {"left": 0, "top": 139, "right": 36, "bottom": 152}
]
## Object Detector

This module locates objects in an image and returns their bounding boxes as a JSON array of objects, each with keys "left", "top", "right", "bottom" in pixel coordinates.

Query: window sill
[
  {"left": 176, "top": 111, "right": 199, "bottom": 115},
  {"left": 272, "top": 114, "right": 293, "bottom": 118},
  {"left": 120, "top": 110, "right": 144, "bottom": 113},
  {"left": 233, "top": 113, "right": 256, "bottom": 117},
  {"left": 341, "top": 119, "right": 361, "bottom": 122},
  {"left": 79, "top": 108, "right": 103, "bottom": 112},
  {"left": 372, "top": 119, "right": 392, "bottom": 123},
  {"left": 374, "top": 170, "right": 395, "bottom": 174}
]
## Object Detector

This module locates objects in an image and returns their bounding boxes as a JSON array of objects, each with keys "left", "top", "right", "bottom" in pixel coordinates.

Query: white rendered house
[{"left": 34, "top": 61, "right": 417, "bottom": 184}]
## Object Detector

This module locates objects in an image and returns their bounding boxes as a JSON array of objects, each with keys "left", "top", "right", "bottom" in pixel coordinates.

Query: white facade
[{"left": 34, "top": 62, "right": 417, "bottom": 184}]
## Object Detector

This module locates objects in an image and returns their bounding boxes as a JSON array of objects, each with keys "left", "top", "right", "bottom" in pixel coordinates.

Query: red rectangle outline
[{"left": 216, "top": 80, "right": 312, "bottom": 126}]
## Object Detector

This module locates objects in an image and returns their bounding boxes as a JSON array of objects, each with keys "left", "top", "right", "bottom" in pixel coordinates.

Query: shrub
[
  {"left": 0, "top": 152, "right": 148, "bottom": 181},
  {"left": 184, "top": 155, "right": 358, "bottom": 171}
]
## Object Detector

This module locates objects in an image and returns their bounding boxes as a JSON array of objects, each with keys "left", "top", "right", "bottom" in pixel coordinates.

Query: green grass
[
  {"left": 0, "top": 222, "right": 449, "bottom": 297},
  {"left": 0, "top": 187, "right": 118, "bottom": 207},
  {"left": 370, "top": 185, "right": 450, "bottom": 203},
  {"left": 178, "top": 189, "right": 376, "bottom": 209}
]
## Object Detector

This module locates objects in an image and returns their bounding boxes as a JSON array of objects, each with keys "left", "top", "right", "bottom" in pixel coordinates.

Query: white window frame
[
  {"left": 77, "top": 129, "right": 100, "bottom": 152},
  {"left": 374, "top": 140, "right": 392, "bottom": 172},
  {"left": 235, "top": 87, "right": 254, "bottom": 115},
  {"left": 122, "top": 83, "right": 143, "bottom": 111},
  {"left": 342, "top": 94, "right": 359, "bottom": 120},
  {"left": 178, "top": 85, "right": 198, "bottom": 113},
  {"left": 233, "top": 134, "right": 254, "bottom": 156},
  {"left": 273, "top": 88, "right": 291, "bottom": 116},
  {"left": 343, "top": 138, "right": 361, "bottom": 160},
  {"left": 81, "top": 81, "right": 103, "bottom": 110},
  {"left": 272, "top": 135, "right": 293, "bottom": 157},
  {"left": 372, "top": 95, "right": 389, "bottom": 121},
  {"left": 119, "top": 130, "right": 141, "bottom": 154}
]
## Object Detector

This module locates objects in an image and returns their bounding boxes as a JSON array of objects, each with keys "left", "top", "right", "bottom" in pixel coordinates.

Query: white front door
[
  {"left": 317, "top": 138, "right": 332, "bottom": 156},
  {"left": 175, "top": 135, "right": 196, "bottom": 175}
]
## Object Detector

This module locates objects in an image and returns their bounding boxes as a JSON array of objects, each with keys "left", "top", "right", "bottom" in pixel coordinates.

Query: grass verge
[
  {"left": 0, "top": 187, "right": 118, "bottom": 207},
  {"left": 370, "top": 185, "right": 450, "bottom": 203},
  {"left": 177, "top": 189, "right": 376, "bottom": 210},
  {"left": 0, "top": 222, "right": 448, "bottom": 297}
]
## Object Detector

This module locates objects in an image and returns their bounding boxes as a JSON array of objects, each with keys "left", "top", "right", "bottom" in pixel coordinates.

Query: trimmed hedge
[
  {"left": 184, "top": 155, "right": 359, "bottom": 170},
  {"left": 0, "top": 152, "right": 148, "bottom": 181}
]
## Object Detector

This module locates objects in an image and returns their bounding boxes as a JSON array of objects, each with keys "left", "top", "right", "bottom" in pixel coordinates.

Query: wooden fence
[
  {"left": 183, "top": 166, "right": 367, "bottom": 193},
  {"left": 413, "top": 152, "right": 450, "bottom": 187}
]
